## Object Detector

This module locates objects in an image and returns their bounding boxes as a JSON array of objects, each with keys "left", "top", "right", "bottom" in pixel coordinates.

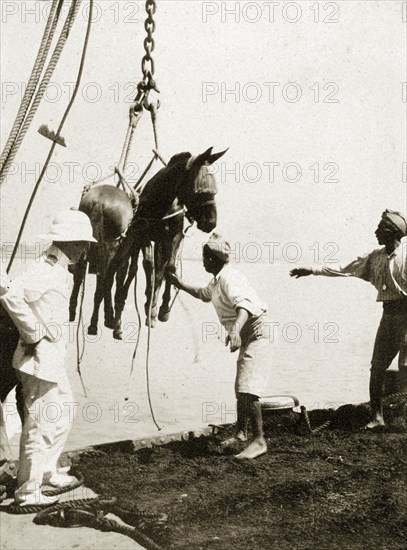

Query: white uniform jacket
[{"left": 0, "top": 246, "right": 70, "bottom": 384}]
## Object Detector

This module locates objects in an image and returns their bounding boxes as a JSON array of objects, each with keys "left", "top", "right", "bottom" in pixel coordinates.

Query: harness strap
[{"left": 161, "top": 207, "right": 185, "bottom": 220}]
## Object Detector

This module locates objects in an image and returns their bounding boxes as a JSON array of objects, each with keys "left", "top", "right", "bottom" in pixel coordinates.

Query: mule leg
[
  {"left": 88, "top": 275, "right": 104, "bottom": 336},
  {"left": 102, "top": 241, "right": 122, "bottom": 330},
  {"left": 69, "top": 255, "right": 87, "bottom": 322},
  {"left": 104, "top": 290, "right": 115, "bottom": 329},
  {"left": 142, "top": 243, "right": 158, "bottom": 328},
  {"left": 159, "top": 230, "right": 184, "bottom": 323},
  {"left": 103, "top": 260, "right": 115, "bottom": 330},
  {"left": 150, "top": 242, "right": 169, "bottom": 325},
  {"left": 159, "top": 277, "right": 173, "bottom": 323},
  {"left": 113, "top": 252, "right": 139, "bottom": 340}
]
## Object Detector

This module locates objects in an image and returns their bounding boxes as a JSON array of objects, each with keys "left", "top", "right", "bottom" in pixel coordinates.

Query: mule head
[{"left": 177, "top": 147, "right": 228, "bottom": 233}]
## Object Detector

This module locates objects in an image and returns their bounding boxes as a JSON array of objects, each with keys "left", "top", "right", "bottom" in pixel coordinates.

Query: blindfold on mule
[{"left": 194, "top": 168, "right": 218, "bottom": 194}]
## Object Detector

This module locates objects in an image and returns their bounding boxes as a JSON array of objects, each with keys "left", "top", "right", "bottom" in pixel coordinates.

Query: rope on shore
[
  {"left": 300, "top": 391, "right": 407, "bottom": 435},
  {"left": 300, "top": 406, "right": 331, "bottom": 435},
  {"left": 5, "top": 493, "right": 168, "bottom": 550}
]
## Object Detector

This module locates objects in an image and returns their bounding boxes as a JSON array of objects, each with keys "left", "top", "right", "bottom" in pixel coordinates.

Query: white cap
[{"left": 39, "top": 210, "right": 97, "bottom": 242}]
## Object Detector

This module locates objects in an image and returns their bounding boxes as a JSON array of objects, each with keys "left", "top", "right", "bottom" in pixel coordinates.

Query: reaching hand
[
  {"left": 226, "top": 331, "right": 242, "bottom": 352},
  {"left": 168, "top": 272, "right": 182, "bottom": 289},
  {"left": 289, "top": 268, "right": 312, "bottom": 278}
]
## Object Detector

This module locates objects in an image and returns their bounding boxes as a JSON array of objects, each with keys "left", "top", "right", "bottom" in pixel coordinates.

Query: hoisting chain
[
  {"left": 89, "top": 0, "right": 159, "bottom": 202},
  {"left": 141, "top": 0, "right": 158, "bottom": 90}
]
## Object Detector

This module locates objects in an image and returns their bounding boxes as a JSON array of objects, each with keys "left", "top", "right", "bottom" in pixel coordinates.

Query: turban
[
  {"left": 203, "top": 233, "right": 231, "bottom": 263},
  {"left": 382, "top": 210, "right": 407, "bottom": 237}
]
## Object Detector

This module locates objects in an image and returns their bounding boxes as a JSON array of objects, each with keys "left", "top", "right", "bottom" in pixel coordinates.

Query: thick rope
[
  {"left": 300, "top": 406, "right": 314, "bottom": 434},
  {"left": 178, "top": 295, "right": 200, "bottom": 365},
  {"left": 300, "top": 391, "right": 407, "bottom": 434},
  {"left": 7, "top": 0, "right": 93, "bottom": 274},
  {"left": 166, "top": 225, "right": 200, "bottom": 364},
  {"left": 125, "top": 264, "right": 142, "bottom": 401},
  {"left": 134, "top": 154, "right": 156, "bottom": 192},
  {"left": 383, "top": 390, "right": 407, "bottom": 404},
  {"left": 146, "top": 242, "right": 161, "bottom": 431},
  {"left": 7, "top": 497, "right": 107, "bottom": 516},
  {"left": 76, "top": 266, "right": 88, "bottom": 398},
  {"left": 121, "top": 125, "right": 138, "bottom": 174},
  {"left": 117, "top": 123, "right": 134, "bottom": 173},
  {"left": 0, "top": 0, "right": 62, "bottom": 173},
  {"left": 42, "top": 473, "right": 85, "bottom": 497},
  {"left": 33, "top": 497, "right": 167, "bottom": 550},
  {"left": 149, "top": 102, "right": 160, "bottom": 152},
  {"left": 0, "top": 0, "right": 82, "bottom": 186}
]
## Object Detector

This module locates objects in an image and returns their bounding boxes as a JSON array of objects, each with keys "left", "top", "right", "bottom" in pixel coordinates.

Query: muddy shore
[{"left": 75, "top": 401, "right": 407, "bottom": 550}]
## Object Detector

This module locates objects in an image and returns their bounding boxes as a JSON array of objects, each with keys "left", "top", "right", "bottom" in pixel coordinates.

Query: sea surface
[{"left": 3, "top": 256, "right": 395, "bottom": 454}]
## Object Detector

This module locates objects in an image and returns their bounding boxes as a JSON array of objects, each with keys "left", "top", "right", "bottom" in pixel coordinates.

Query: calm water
[{"left": 4, "top": 258, "right": 392, "bottom": 454}]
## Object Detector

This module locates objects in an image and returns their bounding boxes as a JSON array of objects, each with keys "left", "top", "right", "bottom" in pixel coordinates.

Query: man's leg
[
  {"left": 235, "top": 393, "right": 267, "bottom": 459},
  {"left": 14, "top": 372, "right": 59, "bottom": 505},
  {"left": 42, "top": 376, "right": 77, "bottom": 487},
  {"left": 368, "top": 314, "right": 399, "bottom": 428},
  {"left": 0, "top": 405, "right": 12, "bottom": 466},
  {"left": 235, "top": 395, "right": 248, "bottom": 441},
  {"left": 234, "top": 334, "right": 269, "bottom": 458},
  {"left": 398, "top": 316, "right": 407, "bottom": 391},
  {"left": 0, "top": 329, "right": 23, "bottom": 469}
]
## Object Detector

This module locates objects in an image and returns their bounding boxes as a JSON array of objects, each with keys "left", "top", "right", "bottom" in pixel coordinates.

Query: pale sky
[{"left": 1, "top": 0, "right": 406, "bottom": 269}]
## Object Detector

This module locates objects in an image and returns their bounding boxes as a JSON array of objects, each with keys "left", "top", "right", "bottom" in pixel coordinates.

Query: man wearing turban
[
  {"left": 290, "top": 210, "right": 407, "bottom": 429},
  {"left": 170, "top": 233, "right": 270, "bottom": 459}
]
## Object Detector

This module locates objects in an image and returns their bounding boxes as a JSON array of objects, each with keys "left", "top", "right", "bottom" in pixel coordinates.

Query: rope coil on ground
[{"left": 5, "top": 493, "right": 169, "bottom": 550}]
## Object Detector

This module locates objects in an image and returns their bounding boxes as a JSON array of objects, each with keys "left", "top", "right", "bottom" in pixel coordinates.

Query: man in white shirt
[
  {"left": 290, "top": 210, "right": 407, "bottom": 430},
  {"left": 0, "top": 210, "right": 96, "bottom": 506},
  {"left": 170, "top": 234, "right": 270, "bottom": 459}
]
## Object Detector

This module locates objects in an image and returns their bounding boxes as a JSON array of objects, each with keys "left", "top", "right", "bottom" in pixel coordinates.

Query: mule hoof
[
  {"left": 113, "top": 330, "right": 123, "bottom": 341},
  {"left": 69, "top": 312, "right": 76, "bottom": 323},
  {"left": 145, "top": 318, "right": 156, "bottom": 328},
  {"left": 104, "top": 319, "right": 115, "bottom": 330},
  {"left": 87, "top": 326, "right": 98, "bottom": 336},
  {"left": 158, "top": 310, "right": 170, "bottom": 323}
]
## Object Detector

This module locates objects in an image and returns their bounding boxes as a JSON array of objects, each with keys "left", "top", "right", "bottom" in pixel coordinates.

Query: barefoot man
[
  {"left": 290, "top": 210, "right": 407, "bottom": 429},
  {"left": 170, "top": 234, "right": 270, "bottom": 459},
  {"left": 0, "top": 210, "right": 96, "bottom": 506}
]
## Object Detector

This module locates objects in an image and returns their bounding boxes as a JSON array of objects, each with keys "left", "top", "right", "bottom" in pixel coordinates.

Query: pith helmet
[{"left": 39, "top": 210, "right": 97, "bottom": 242}]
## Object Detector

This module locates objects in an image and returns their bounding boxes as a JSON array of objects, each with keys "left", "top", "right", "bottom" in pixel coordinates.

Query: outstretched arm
[
  {"left": 169, "top": 273, "right": 212, "bottom": 302},
  {"left": 290, "top": 253, "right": 372, "bottom": 281},
  {"left": 290, "top": 268, "right": 312, "bottom": 278}
]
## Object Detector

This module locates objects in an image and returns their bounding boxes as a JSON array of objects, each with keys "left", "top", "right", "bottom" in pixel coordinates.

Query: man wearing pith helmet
[
  {"left": 0, "top": 210, "right": 96, "bottom": 507},
  {"left": 290, "top": 210, "right": 407, "bottom": 430},
  {"left": 170, "top": 233, "right": 270, "bottom": 459}
]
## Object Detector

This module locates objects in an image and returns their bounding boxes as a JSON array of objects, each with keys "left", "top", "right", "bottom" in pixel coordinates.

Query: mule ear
[
  {"left": 207, "top": 148, "right": 228, "bottom": 165},
  {"left": 194, "top": 147, "right": 213, "bottom": 166}
]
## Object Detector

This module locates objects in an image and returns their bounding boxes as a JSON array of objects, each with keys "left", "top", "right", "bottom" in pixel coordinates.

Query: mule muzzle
[{"left": 197, "top": 219, "right": 216, "bottom": 233}]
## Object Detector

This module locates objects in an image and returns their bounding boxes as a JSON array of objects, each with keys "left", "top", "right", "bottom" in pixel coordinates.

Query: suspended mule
[{"left": 109, "top": 146, "right": 228, "bottom": 338}]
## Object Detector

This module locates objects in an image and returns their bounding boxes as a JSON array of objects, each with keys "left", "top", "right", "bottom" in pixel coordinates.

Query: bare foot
[
  {"left": 220, "top": 432, "right": 248, "bottom": 448},
  {"left": 234, "top": 438, "right": 267, "bottom": 459},
  {"left": 236, "top": 430, "right": 248, "bottom": 442},
  {"left": 364, "top": 419, "right": 385, "bottom": 430}
]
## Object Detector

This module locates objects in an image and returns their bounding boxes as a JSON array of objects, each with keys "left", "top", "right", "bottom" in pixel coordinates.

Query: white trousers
[
  {"left": 0, "top": 405, "right": 12, "bottom": 463},
  {"left": 15, "top": 371, "right": 73, "bottom": 504}
]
